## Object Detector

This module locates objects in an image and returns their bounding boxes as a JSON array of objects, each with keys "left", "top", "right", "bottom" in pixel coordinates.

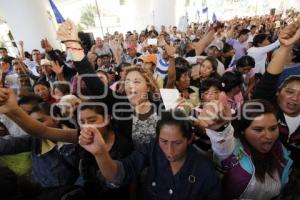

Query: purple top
[{"left": 226, "top": 38, "right": 247, "bottom": 62}]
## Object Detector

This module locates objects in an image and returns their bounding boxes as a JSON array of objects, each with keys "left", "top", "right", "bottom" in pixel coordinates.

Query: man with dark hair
[
  {"left": 121, "top": 44, "right": 141, "bottom": 65},
  {"left": 0, "top": 47, "right": 14, "bottom": 66},
  {"left": 0, "top": 47, "right": 15, "bottom": 75},
  {"left": 23, "top": 49, "right": 42, "bottom": 77},
  {"left": 247, "top": 25, "right": 257, "bottom": 47},
  {"left": 170, "top": 26, "right": 180, "bottom": 43},
  {"left": 226, "top": 28, "right": 250, "bottom": 65}
]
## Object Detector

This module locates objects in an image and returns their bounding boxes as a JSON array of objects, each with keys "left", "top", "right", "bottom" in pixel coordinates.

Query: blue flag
[
  {"left": 212, "top": 12, "right": 217, "bottom": 21},
  {"left": 202, "top": 7, "right": 208, "bottom": 13},
  {"left": 49, "top": 0, "right": 65, "bottom": 23}
]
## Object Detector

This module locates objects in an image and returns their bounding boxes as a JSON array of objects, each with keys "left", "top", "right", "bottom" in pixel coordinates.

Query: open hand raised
[{"left": 57, "top": 19, "right": 80, "bottom": 44}]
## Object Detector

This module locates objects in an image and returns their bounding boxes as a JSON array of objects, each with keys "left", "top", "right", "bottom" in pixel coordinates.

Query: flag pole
[
  {"left": 95, "top": 0, "right": 104, "bottom": 37},
  {"left": 206, "top": 9, "right": 208, "bottom": 21}
]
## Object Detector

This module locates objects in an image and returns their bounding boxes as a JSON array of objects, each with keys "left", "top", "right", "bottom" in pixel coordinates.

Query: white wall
[
  {"left": 0, "top": 0, "right": 61, "bottom": 52},
  {"left": 152, "top": 0, "right": 176, "bottom": 29},
  {"left": 291, "top": 0, "right": 300, "bottom": 11}
]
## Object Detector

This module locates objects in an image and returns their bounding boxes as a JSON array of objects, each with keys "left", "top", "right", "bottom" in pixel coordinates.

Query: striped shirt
[{"left": 154, "top": 53, "right": 169, "bottom": 78}]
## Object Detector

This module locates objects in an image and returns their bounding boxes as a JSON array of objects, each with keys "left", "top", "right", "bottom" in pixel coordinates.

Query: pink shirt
[{"left": 219, "top": 91, "right": 243, "bottom": 111}]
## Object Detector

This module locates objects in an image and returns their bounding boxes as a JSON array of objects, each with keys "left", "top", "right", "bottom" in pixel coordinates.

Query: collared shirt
[
  {"left": 226, "top": 38, "right": 247, "bottom": 63},
  {"left": 23, "top": 59, "right": 40, "bottom": 76}
]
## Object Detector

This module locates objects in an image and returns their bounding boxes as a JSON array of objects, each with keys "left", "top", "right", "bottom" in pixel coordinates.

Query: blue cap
[{"left": 277, "top": 64, "right": 300, "bottom": 88}]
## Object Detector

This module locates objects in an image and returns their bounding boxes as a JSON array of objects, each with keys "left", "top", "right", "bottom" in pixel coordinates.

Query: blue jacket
[
  {"left": 0, "top": 135, "right": 79, "bottom": 187},
  {"left": 117, "top": 140, "right": 221, "bottom": 200}
]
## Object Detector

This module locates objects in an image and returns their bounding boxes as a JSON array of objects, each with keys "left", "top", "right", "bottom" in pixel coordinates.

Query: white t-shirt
[
  {"left": 247, "top": 33, "right": 256, "bottom": 44},
  {"left": 240, "top": 170, "right": 281, "bottom": 200},
  {"left": 247, "top": 40, "right": 280, "bottom": 74},
  {"left": 284, "top": 113, "right": 300, "bottom": 134},
  {"left": 23, "top": 59, "right": 40, "bottom": 76}
]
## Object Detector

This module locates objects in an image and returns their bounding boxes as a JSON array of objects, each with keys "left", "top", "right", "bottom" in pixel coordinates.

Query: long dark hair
[
  {"left": 233, "top": 99, "right": 279, "bottom": 182},
  {"left": 203, "top": 56, "right": 221, "bottom": 79}
]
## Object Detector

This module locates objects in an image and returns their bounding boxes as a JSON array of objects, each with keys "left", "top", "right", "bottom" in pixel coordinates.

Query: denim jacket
[{"left": 0, "top": 135, "right": 79, "bottom": 187}]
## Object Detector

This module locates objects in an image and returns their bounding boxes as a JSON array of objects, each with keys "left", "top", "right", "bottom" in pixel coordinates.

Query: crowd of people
[{"left": 0, "top": 10, "right": 299, "bottom": 200}]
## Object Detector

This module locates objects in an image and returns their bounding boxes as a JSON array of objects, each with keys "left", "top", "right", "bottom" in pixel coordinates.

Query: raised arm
[
  {"left": 267, "top": 21, "right": 300, "bottom": 75},
  {"left": 253, "top": 20, "right": 300, "bottom": 99},
  {"left": 194, "top": 100, "right": 235, "bottom": 161},
  {"left": 41, "top": 38, "right": 76, "bottom": 81},
  {"left": 256, "top": 40, "right": 280, "bottom": 54},
  {"left": 18, "top": 41, "right": 25, "bottom": 60},
  {"left": 226, "top": 25, "right": 236, "bottom": 39},
  {"left": 110, "top": 37, "right": 123, "bottom": 65},
  {"left": 158, "top": 36, "right": 176, "bottom": 88},
  {"left": 57, "top": 19, "right": 117, "bottom": 111},
  {"left": 194, "top": 21, "right": 225, "bottom": 56},
  {"left": 0, "top": 88, "right": 77, "bottom": 143},
  {"left": 41, "top": 38, "right": 66, "bottom": 68},
  {"left": 50, "top": 61, "right": 66, "bottom": 81},
  {"left": 79, "top": 127, "right": 119, "bottom": 181},
  {"left": 79, "top": 126, "right": 150, "bottom": 185},
  {"left": 194, "top": 29, "right": 215, "bottom": 56},
  {"left": 165, "top": 57, "right": 176, "bottom": 88}
]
